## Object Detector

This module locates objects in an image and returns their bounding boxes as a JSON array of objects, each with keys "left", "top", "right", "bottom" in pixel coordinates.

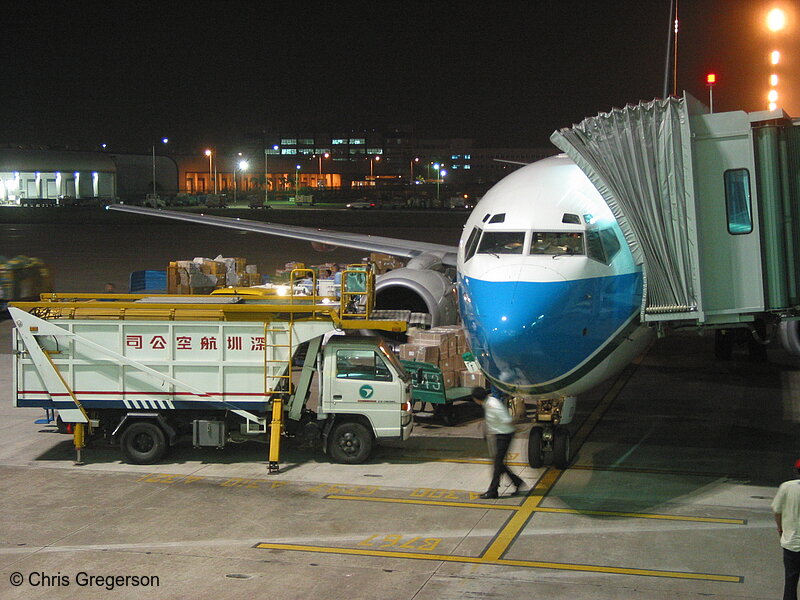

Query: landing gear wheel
[
  {"left": 528, "top": 426, "right": 544, "bottom": 468},
  {"left": 552, "top": 426, "right": 571, "bottom": 469},
  {"left": 329, "top": 421, "right": 373, "bottom": 464},
  {"left": 120, "top": 421, "right": 167, "bottom": 465}
]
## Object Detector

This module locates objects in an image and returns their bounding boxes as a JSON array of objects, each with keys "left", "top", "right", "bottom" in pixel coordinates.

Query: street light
[
  {"left": 433, "top": 163, "right": 441, "bottom": 206},
  {"left": 317, "top": 152, "right": 330, "bottom": 185},
  {"left": 234, "top": 159, "right": 249, "bottom": 205},
  {"left": 410, "top": 157, "right": 419, "bottom": 184},
  {"left": 264, "top": 144, "right": 278, "bottom": 206},
  {"left": 295, "top": 164, "right": 301, "bottom": 196},
  {"left": 152, "top": 137, "right": 168, "bottom": 197},
  {"left": 204, "top": 149, "right": 213, "bottom": 194},
  {"left": 370, "top": 155, "right": 381, "bottom": 183}
]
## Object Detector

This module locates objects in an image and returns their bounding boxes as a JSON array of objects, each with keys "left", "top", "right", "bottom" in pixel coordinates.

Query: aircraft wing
[{"left": 108, "top": 205, "right": 459, "bottom": 265}]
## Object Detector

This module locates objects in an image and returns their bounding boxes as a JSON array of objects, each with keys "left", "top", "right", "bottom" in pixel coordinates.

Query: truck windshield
[
  {"left": 379, "top": 342, "right": 409, "bottom": 382},
  {"left": 336, "top": 349, "right": 393, "bottom": 382},
  {"left": 529, "top": 232, "right": 584, "bottom": 255}
]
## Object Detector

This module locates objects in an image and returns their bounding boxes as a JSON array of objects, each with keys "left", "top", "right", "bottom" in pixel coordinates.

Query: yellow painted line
[
  {"left": 482, "top": 468, "right": 563, "bottom": 561},
  {"left": 326, "top": 495, "right": 518, "bottom": 510},
  {"left": 480, "top": 352, "right": 652, "bottom": 562},
  {"left": 532, "top": 506, "right": 746, "bottom": 525},
  {"left": 326, "top": 494, "right": 746, "bottom": 525},
  {"left": 567, "top": 464, "right": 743, "bottom": 479},
  {"left": 254, "top": 542, "right": 741, "bottom": 583}
]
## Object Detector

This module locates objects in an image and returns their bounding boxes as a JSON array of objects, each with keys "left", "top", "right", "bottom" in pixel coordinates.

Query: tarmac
[{"left": 1, "top": 316, "right": 797, "bottom": 599}]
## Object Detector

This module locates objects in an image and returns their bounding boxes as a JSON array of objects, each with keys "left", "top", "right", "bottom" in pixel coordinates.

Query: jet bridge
[{"left": 551, "top": 93, "right": 800, "bottom": 330}]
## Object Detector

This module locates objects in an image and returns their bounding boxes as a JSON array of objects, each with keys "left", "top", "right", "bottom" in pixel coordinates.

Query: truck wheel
[
  {"left": 120, "top": 421, "right": 167, "bottom": 465},
  {"left": 329, "top": 421, "right": 373, "bottom": 464}
]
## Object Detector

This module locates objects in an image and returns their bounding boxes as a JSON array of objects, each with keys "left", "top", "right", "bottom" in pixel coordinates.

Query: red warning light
[{"left": 706, "top": 73, "right": 717, "bottom": 85}]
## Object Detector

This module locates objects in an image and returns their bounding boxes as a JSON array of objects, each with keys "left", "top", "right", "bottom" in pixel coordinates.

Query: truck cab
[{"left": 318, "top": 337, "right": 413, "bottom": 463}]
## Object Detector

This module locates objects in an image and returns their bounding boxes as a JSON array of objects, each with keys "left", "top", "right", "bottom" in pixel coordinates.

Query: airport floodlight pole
[
  {"left": 265, "top": 144, "right": 278, "bottom": 206},
  {"left": 317, "top": 152, "right": 330, "bottom": 184},
  {"left": 766, "top": 7, "right": 786, "bottom": 111},
  {"left": 234, "top": 159, "right": 249, "bottom": 205},
  {"left": 370, "top": 155, "right": 380, "bottom": 182},
  {"left": 433, "top": 162, "right": 441, "bottom": 205},
  {"left": 152, "top": 138, "right": 168, "bottom": 197},
  {"left": 706, "top": 73, "right": 716, "bottom": 113},
  {"left": 204, "top": 149, "right": 213, "bottom": 194}
]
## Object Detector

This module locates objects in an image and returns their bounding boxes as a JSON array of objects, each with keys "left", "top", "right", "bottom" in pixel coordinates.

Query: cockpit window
[
  {"left": 529, "top": 232, "right": 584, "bottom": 255},
  {"left": 586, "top": 228, "right": 621, "bottom": 264},
  {"left": 464, "top": 226, "right": 482, "bottom": 261},
  {"left": 477, "top": 231, "right": 526, "bottom": 255}
]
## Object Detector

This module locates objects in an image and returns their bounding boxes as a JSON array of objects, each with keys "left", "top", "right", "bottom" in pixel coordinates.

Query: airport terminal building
[{"left": 0, "top": 133, "right": 557, "bottom": 205}]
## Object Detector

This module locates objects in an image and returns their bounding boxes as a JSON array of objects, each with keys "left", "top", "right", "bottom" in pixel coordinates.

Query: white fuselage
[{"left": 457, "top": 155, "right": 653, "bottom": 399}]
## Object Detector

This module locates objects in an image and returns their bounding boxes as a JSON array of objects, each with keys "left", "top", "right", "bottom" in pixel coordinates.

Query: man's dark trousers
[
  {"left": 785, "top": 548, "right": 800, "bottom": 600},
  {"left": 488, "top": 432, "right": 522, "bottom": 494}
]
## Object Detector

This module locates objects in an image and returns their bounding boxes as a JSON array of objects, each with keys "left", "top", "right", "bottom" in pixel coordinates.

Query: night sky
[{"left": 5, "top": 1, "right": 798, "bottom": 153}]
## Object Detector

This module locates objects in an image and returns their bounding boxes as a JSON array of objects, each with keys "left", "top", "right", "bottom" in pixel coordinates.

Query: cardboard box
[
  {"left": 460, "top": 371, "right": 486, "bottom": 388},
  {"left": 441, "top": 355, "right": 465, "bottom": 372},
  {"left": 442, "top": 370, "right": 458, "bottom": 389},
  {"left": 399, "top": 343, "right": 439, "bottom": 364}
]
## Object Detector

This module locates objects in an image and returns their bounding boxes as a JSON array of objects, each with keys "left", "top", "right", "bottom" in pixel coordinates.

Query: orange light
[
  {"left": 768, "top": 89, "right": 779, "bottom": 102},
  {"left": 706, "top": 73, "right": 717, "bottom": 85},
  {"left": 772, "top": 50, "right": 781, "bottom": 65},
  {"left": 767, "top": 8, "right": 787, "bottom": 32},
  {"left": 770, "top": 73, "right": 779, "bottom": 86}
]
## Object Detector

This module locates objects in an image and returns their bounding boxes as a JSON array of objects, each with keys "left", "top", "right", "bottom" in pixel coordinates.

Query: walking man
[
  {"left": 773, "top": 459, "right": 800, "bottom": 600},
  {"left": 471, "top": 386, "right": 525, "bottom": 499}
]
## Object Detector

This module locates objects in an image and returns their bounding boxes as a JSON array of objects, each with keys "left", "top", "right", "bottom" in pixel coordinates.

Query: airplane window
[
  {"left": 585, "top": 231, "right": 607, "bottom": 263},
  {"left": 488, "top": 213, "right": 506, "bottom": 224},
  {"left": 562, "top": 213, "right": 581, "bottom": 224},
  {"left": 585, "top": 229, "right": 621, "bottom": 264},
  {"left": 530, "top": 232, "right": 584, "bottom": 256},
  {"left": 464, "top": 227, "right": 482, "bottom": 261},
  {"left": 477, "top": 231, "right": 526, "bottom": 255},
  {"left": 599, "top": 228, "right": 621, "bottom": 262}
]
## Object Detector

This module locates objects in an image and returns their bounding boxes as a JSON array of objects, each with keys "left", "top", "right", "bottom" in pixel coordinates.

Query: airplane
[{"left": 109, "top": 153, "right": 655, "bottom": 469}]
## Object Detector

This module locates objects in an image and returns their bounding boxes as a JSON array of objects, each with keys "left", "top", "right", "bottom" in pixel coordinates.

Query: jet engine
[{"left": 374, "top": 262, "right": 458, "bottom": 327}]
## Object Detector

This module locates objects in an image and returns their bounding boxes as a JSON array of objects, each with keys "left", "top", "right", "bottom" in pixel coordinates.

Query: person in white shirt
[
  {"left": 774, "top": 460, "right": 800, "bottom": 600},
  {"left": 472, "top": 386, "right": 525, "bottom": 499}
]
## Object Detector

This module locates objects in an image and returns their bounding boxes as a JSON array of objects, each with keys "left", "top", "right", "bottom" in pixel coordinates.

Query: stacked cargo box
[
  {"left": 167, "top": 256, "right": 261, "bottom": 294},
  {"left": 369, "top": 252, "right": 405, "bottom": 275},
  {"left": 398, "top": 325, "right": 485, "bottom": 389},
  {"left": 0, "top": 256, "right": 53, "bottom": 305}
]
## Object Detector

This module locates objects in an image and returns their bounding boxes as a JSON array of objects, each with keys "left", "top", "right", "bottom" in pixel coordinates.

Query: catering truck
[{"left": 10, "top": 268, "right": 413, "bottom": 471}]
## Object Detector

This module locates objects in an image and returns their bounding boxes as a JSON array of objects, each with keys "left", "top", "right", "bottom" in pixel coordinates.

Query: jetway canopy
[
  {"left": 550, "top": 96, "right": 699, "bottom": 319},
  {"left": 551, "top": 94, "right": 800, "bottom": 325}
]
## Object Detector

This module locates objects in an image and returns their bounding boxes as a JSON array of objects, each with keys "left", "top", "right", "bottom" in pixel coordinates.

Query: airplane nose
[{"left": 460, "top": 266, "right": 599, "bottom": 389}]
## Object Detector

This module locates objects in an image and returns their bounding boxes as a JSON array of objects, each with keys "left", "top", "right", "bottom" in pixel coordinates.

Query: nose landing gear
[{"left": 527, "top": 396, "right": 575, "bottom": 469}]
